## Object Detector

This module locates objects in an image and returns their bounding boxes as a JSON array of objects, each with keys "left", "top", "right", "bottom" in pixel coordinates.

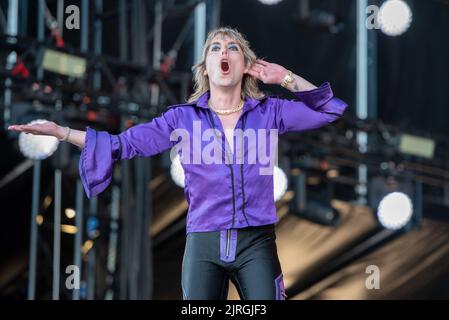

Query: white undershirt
[{"left": 224, "top": 129, "right": 234, "bottom": 154}]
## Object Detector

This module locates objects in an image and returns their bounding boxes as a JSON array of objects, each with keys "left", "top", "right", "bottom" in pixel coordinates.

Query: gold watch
[{"left": 281, "top": 70, "right": 294, "bottom": 88}]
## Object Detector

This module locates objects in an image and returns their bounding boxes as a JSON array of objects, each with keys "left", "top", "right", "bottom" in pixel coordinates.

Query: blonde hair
[{"left": 187, "top": 27, "right": 265, "bottom": 102}]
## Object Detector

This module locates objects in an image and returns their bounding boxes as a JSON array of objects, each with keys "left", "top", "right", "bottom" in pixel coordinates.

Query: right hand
[{"left": 8, "top": 121, "right": 66, "bottom": 140}]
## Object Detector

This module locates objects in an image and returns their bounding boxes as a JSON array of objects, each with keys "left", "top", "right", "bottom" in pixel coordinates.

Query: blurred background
[{"left": 1, "top": 0, "right": 449, "bottom": 300}]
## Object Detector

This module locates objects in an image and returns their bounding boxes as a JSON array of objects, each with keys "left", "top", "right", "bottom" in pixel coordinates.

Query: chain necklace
[{"left": 208, "top": 99, "right": 244, "bottom": 115}]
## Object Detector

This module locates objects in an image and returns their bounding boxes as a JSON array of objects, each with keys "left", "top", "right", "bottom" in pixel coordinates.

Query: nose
[{"left": 221, "top": 47, "right": 228, "bottom": 56}]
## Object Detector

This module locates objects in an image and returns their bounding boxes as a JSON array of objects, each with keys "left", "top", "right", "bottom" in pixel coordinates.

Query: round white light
[
  {"left": 377, "top": 192, "right": 413, "bottom": 229},
  {"left": 170, "top": 154, "right": 185, "bottom": 188},
  {"left": 258, "top": 0, "right": 283, "bottom": 5},
  {"left": 273, "top": 166, "right": 288, "bottom": 202},
  {"left": 18, "top": 119, "right": 59, "bottom": 160},
  {"left": 65, "top": 208, "right": 76, "bottom": 219},
  {"left": 377, "top": 0, "right": 412, "bottom": 36}
]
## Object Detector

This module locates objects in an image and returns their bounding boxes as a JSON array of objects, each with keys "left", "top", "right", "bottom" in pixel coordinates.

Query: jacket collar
[{"left": 169, "top": 90, "right": 264, "bottom": 113}]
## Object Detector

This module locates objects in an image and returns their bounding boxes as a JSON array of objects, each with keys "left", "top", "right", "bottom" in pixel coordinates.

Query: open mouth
[{"left": 221, "top": 60, "right": 230, "bottom": 73}]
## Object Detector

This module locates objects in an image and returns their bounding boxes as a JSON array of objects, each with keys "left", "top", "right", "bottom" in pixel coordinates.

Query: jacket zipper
[
  {"left": 207, "top": 111, "right": 237, "bottom": 227},
  {"left": 207, "top": 110, "right": 240, "bottom": 258}
]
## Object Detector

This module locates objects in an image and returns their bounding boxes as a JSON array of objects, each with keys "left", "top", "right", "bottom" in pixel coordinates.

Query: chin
[{"left": 217, "top": 77, "right": 241, "bottom": 87}]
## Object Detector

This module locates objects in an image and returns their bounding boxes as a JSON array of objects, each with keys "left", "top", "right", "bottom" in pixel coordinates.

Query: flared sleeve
[{"left": 79, "top": 108, "right": 178, "bottom": 198}]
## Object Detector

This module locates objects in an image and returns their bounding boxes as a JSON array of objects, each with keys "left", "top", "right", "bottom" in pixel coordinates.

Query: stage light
[
  {"left": 36, "top": 214, "right": 44, "bottom": 226},
  {"left": 65, "top": 208, "right": 76, "bottom": 219},
  {"left": 18, "top": 119, "right": 59, "bottom": 160},
  {"left": 44, "top": 196, "right": 53, "bottom": 208},
  {"left": 61, "top": 225, "right": 78, "bottom": 234},
  {"left": 399, "top": 134, "right": 435, "bottom": 159},
  {"left": 377, "top": 0, "right": 412, "bottom": 36},
  {"left": 303, "top": 201, "right": 340, "bottom": 226},
  {"left": 81, "top": 240, "right": 93, "bottom": 255},
  {"left": 274, "top": 166, "right": 288, "bottom": 202},
  {"left": 258, "top": 0, "right": 283, "bottom": 5},
  {"left": 41, "top": 49, "right": 86, "bottom": 78},
  {"left": 369, "top": 175, "right": 419, "bottom": 230},
  {"left": 377, "top": 192, "right": 413, "bottom": 230},
  {"left": 170, "top": 154, "right": 185, "bottom": 188}
]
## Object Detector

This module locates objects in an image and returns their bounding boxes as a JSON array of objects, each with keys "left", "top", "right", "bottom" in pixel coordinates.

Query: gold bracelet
[{"left": 280, "top": 70, "right": 293, "bottom": 88}]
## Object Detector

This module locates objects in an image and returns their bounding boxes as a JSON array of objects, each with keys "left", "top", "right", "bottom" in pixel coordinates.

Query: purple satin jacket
[{"left": 79, "top": 82, "right": 348, "bottom": 233}]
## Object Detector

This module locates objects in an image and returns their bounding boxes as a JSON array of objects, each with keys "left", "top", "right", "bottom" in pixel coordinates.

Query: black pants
[{"left": 181, "top": 224, "right": 286, "bottom": 300}]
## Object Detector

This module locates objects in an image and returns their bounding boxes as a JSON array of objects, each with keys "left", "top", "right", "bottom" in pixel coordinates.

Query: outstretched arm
[{"left": 8, "top": 108, "right": 179, "bottom": 198}]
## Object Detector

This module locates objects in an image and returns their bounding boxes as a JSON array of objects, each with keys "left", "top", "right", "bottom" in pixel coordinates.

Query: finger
[
  {"left": 248, "top": 69, "right": 262, "bottom": 77},
  {"left": 257, "top": 59, "right": 269, "bottom": 66},
  {"left": 250, "top": 65, "right": 262, "bottom": 73},
  {"left": 246, "top": 69, "right": 260, "bottom": 78},
  {"left": 248, "top": 69, "right": 259, "bottom": 77},
  {"left": 255, "top": 62, "right": 267, "bottom": 69},
  {"left": 20, "top": 126, "right": 33, "bottom": 131}
]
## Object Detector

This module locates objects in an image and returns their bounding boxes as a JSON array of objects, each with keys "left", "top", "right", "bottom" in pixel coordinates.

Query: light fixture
[
  {"left": 369, "top": 174, "right": 418, "bottom": 230},
  {"left": 377, "top": 0, "right": 412, "bottom": 36},
  {"left": 18, "top": 119, "right": 59, "bottom": 160},
  {"left": 274, "top": 166, "right": 288, "bottom": 202},
  {"left": 170, "top": 154, "right": 185, "bottom": 188},
  {"left": 377, "top": 192, "right": 413, "bottom": 230},
  {"left": 36, "top": 214, "right": 44, "bottom": 226},
  {"left": 65, "top": 208, "right": 76, "bottom": 219},
  {"left": 258, "top": 0, "right": 283, "bottom": 5},
  {"left": 303, "top": 201, "right": 340, "bottom": 226},
  {"left": 41, "top": 49, "right": 86, "bottom": 78},
  {"left": 61, "top": 224, "right": 78, "bottom": 234}
]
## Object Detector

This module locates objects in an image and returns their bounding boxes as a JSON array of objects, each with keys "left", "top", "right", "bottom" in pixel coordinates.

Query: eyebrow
[{"left": 210, "top": 41, "right": 238, "bottom": 46}]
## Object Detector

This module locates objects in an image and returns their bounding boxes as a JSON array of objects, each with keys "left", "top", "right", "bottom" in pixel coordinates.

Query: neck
[{"left": 209, "top": 84, "right": 243, "bottom": 110}]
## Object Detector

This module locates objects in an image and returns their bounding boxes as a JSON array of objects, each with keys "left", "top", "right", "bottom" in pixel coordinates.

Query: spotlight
[
  {"left": 170, "top": 154, "right": 185, "bottom": 188},
  {"left": 65, "top": 208, "right": 76, "bottom": 219},
  {"left": 289, "top": 168, "right": 340, "bottom": 226},
  {"left": 369, "top": 175, "right": 418, "bottom": 230},
  {"left": 377, "top": 0, "right": 412, "bottom": 36},
  {"left": 41, "top": 49, "right": 86, "bottom": 78},
  {"left": 258, "top": 0, "right": 283, "bottom": 5},
  {"left": 18, "top": 119, "right": 59, "bottom": 160},
  {"left": 303, "top": 201, "right": 340, "bottom": 226},
  {"left": 377, "top": 192, "right": 413, "bottom": 230},
  {"left": 274, "top": 166, "right": 288, "bottom": 202}
]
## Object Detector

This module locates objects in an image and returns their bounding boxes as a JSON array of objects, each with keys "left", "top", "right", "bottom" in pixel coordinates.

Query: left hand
[{"left": 247, "top": 59, "right": 289, "bottom": 85}]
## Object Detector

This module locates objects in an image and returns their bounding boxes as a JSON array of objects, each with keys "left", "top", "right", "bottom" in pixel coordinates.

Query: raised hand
[{"left": 247, "top": 59, "right": 289, "bottom": 85}]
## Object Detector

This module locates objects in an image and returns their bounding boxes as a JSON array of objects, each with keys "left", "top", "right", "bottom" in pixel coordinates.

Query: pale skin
[{"left": 8, "top": 35, "right": 317, "bottom": 151}]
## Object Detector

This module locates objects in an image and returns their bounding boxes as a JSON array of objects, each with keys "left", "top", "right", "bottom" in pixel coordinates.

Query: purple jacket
[{"left": 79, "top": 82, "right": 348, "bottom": 233}]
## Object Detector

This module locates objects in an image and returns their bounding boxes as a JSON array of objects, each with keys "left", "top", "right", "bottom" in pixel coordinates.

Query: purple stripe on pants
[
  {"left": 220, "top": 229, "right": 238, "bottom": 263},
  {"left": 275, "top": 273, "right": 286, "bottom": 300}
]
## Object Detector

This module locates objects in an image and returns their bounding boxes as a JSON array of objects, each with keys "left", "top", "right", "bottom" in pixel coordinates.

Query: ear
[
  {"left": 243, "top": 61, "right": 251, "bottom": 74},
  {"left": 203, "top": 70, "right": 207, "bottom": 76}
]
